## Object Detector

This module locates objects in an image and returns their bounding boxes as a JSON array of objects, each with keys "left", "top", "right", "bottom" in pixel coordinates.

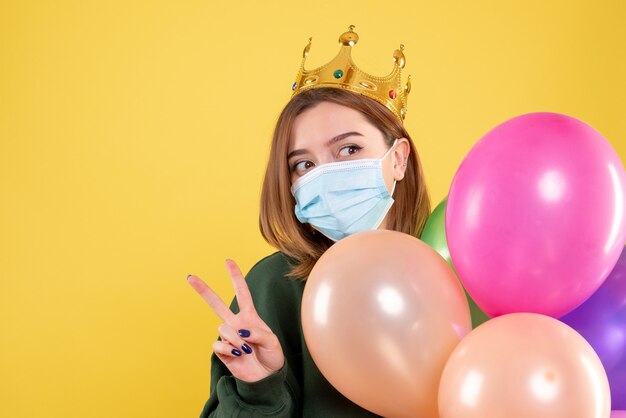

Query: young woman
[{"left": 186, "top": 27, "right": 431, "bottom": 417}]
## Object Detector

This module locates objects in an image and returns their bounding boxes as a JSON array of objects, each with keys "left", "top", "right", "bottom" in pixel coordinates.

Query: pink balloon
[
  {"left": 302, "top": 230, "right": 471, "bottom": 418},
  {"left": 612, "top": 412, "right": 626, "bottom": 418},
  {"left": 446, "top": 112, "right": 626, "bottom": 318}
]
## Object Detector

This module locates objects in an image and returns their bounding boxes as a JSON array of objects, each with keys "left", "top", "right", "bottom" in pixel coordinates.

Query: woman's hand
[{"left": 186, "top": 259, "right": 285, "bottom": 383}]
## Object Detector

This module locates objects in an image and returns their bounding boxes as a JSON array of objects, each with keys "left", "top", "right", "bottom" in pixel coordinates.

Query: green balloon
[{"left": 420, "top": 197, "right": 490, "bottom": 329}]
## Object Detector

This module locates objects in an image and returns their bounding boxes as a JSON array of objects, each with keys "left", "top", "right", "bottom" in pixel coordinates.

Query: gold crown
[{"left": 291, "top": 25, "right": 411, "bottom": 122}]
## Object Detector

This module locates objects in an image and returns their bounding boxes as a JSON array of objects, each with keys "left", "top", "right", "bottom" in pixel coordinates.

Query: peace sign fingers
[
  {"left": 225, "top": 259, "right": 256, "bottom": 316},
  {"left": 186, "top": 274, "right": 236, "bottom": 323},
  {"left": 186, "top": 259, "right": 286, "bottom": 383}
]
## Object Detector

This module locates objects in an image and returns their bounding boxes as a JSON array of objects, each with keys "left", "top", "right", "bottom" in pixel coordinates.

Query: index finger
[
  {"left": 225, "top": 259, "right": 255, "bottom": 314},
  {"left": 186, "top": 275, "right": 236, "bottom": 323}
]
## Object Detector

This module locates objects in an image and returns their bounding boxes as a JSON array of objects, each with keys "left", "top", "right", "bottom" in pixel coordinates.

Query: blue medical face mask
[{"left": 290, "top": 139, "right": 398, "bottom": 242}]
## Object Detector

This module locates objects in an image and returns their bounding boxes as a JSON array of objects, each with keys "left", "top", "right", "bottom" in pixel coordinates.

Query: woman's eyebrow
[
  {"left": 324, "top": 131, "right": 364, "bottom": 146},
  {"left": 288, "top": 131, "right": 364, "bottom": 160}
]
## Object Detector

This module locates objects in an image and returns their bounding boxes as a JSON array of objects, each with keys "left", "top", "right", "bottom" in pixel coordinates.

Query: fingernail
[
  {"left": 241, "top": 343, "right": 253, "bottom": 354},
  {"left": 238, "top": 329, "right": 251, "bottom": 338},
  {"left": 231, "top": 348, "right": 242, "bottom": 356},
  {"left": 186, "top": 274, "right": 192, "bottom": 280}
]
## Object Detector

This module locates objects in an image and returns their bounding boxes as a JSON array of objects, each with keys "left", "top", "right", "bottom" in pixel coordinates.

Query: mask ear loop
[
  {"left": 383, "top": 138, "right": 399, "bottom": 161},
  {"left": 388, "top": 138, "right": 399, "bottom": 197}
]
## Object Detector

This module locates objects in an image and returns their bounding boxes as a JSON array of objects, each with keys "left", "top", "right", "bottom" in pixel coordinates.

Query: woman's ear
[{"left": 392, "top": 138, "right": 410, "bottom": 181}]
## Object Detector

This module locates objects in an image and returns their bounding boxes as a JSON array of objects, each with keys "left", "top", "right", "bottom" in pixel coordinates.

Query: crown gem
[
  {"left": 292, "top": 82, "right": 297, "bottom": 91},
  {"left": 333, "top": 69, "right": 343, "bottom": 79},
  {"left": 389, "top": 89, "right": 396, "bottom": 99}
]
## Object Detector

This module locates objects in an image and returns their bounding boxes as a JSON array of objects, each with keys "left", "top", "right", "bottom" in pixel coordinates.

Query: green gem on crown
[{"left": 333, "top": 69, "right": 344, "bottom": 79}]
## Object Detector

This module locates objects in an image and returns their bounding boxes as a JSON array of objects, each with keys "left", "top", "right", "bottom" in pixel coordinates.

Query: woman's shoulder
[
  {"left": 247, "top": 251, "right": 293, "bottom": 276},
  {"left": 245, "top": 251, "right": 303, "bottom": 293}
]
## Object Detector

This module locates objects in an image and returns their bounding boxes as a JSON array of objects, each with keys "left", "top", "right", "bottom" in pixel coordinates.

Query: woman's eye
[
  {"left": 294, "top": 160, "right": 314, "bottom": 173},
  {"left": 338, "top": 145, "right": 363, "bottom": 157}
]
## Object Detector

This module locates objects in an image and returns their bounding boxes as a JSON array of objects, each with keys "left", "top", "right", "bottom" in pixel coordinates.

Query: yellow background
[{"left": 1, "top": 1, "right": 624, "bottom": 417}]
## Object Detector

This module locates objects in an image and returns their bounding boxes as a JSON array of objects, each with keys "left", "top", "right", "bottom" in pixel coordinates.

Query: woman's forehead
[{"left": 290, "top": 102, "right": 379, "bottom": 150}]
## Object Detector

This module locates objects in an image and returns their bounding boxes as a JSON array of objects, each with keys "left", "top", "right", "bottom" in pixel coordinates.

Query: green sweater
[{"left": 198, "top": 251, "right": 382, "bottom": 417}]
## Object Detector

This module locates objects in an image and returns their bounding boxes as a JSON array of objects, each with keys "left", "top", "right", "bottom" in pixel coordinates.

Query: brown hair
[{"left": 259, "top": 87, "right": 431, "bottom": 280}]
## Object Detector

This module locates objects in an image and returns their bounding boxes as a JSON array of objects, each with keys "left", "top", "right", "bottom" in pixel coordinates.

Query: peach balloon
[
  {"left": 439, "top": 313, "right": 611, "bottom": 418},
  {"left": 302, "top": 230, "right": 472, "bottom": 418}
]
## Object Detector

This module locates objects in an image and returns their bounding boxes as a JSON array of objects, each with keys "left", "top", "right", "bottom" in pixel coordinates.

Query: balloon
[
  {"left": 439, "top": 313, "right": 611, "bottom": 418},
  {"left": 421, "top": 196, "right": 490, "bottom": 328},
  {"left": 561, "top": 246, "right": 626, "bottom": 409},
  {"left": 302, "top": 230, "right": 472, "bottom": 418},
  {"left": 446, "top": 112, "right": 626, "bottom": 318},
  {"left": 612, "top": 411, "right": 626, "bottom": 418}
]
